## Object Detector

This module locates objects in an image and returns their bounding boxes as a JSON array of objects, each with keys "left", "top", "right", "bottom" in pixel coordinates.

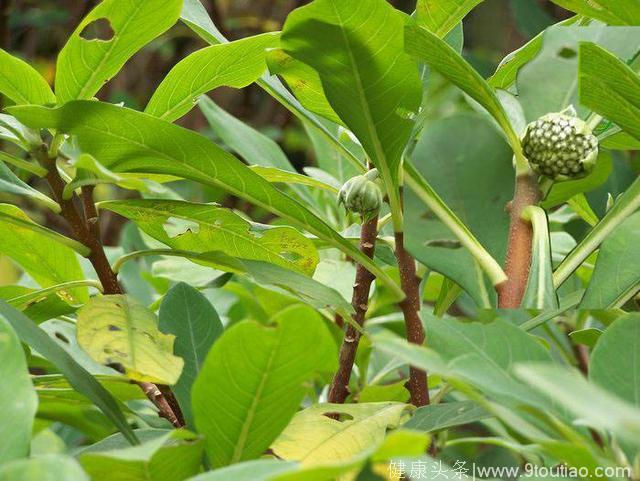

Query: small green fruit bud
[
  {"left": 521, "top": 107, "right": 598, "bottom": 181},
  {"left": 338, "top": 169, "right": 383, "bottom": 219}
]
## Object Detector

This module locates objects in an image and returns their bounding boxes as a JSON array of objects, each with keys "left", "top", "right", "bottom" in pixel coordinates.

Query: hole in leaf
[
  {"left": 163, "top": 217, "right": 200, "bottom": 239},
  {"left": 80, "top": 18, "right": 115, "bottom": 41},
  {"left": 322, "top": 412, "right": 354, "bottom": 422},
  {"left": 106, "top": 362, "right": 125, "bottom": 374},
  {"left": 423, "top": 239, "right": 462, "bottom": 249},
  {"left": 54, "top": 331, "right": 70, "bottom": 344},
  {"left": 108, "top": 324, "right": 122, "bottom": 331},
  {"left": 557, "top": 47, "right": 577, "bottom": 59}
]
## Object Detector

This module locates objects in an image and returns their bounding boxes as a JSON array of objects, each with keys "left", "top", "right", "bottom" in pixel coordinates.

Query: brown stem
[
  {"left": 394, "top": 231, "right": 429, "bottom": 407},
  {"left": 496, "top": 173, "right": 541, "bottom": 308},
  {"left": 36, "top": 148, "right": 184, "bottom": 428},
  {"left": 327, "top": 215, "right": 378, "bottom": 404}
]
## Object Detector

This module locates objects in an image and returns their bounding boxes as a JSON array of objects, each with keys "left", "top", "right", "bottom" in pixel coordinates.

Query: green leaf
[
  {"left": 568, "top": 328, "right": 603, "bottom": 348},
  {"left": 281, "top": 0, "right": 423, "bottom": 226},
  {"left": 0, "top": 316, "right": 37, "bottom": 464},
  {"left": 0, "top": 114, "right": 41, "bottom": 151},
  {"left": 159, "top": 282, "right": 223, "bottom": 428},
  {"left": 271, "top": 402, "right": 412, "bottom": 467},
  {"left": 249, "top": 166, "right": 338, "bottom": 193},
  {"left": 77, "top": 295, "right": 184, "bottom": 385},
  {"left": 416, "top": 0, "right": 483, "bottom": 38},
  {"left": 0, "top": 204, "right": 89, "bottom": 304},
  {"left": 404, "top": 23, "right": 526, "bottom": 172},
  {"left": 405, "top": 115, "right": 513, "bottom": 306},
  {"left": 265, "top": 49, "right": 342, "bottom": 125},
  {"left": 554, "top": 175, "right": 640, "bottom": 287},
  {"left": 0, "top": 161, "right": 59, "bottom": 212},
  {"left": 521, "top": 206, "right": 558, "bottom": 310},
  {"left": 0, "top": 300, "right": 137, "bottom": 444},
  {"left": 80, "top": 430, "right": 203, "bottom": 481},
  {"left": 580, "top": 212, "right": 640, "bottom": 308},
  {"left": 8, "top": 101, "right": 403, "bottom": 299},
  {"left": 100, "top": 199, "right": 319, "bottom": 276},
  {"left": 590, "top": 314, "right": 640, "bottom": 407},
  {"left": 0, "top": 49, "right": 55, "bottom": 105},
  {"left": 146, "top": 33, "right": 279, "bottom": 122},
  {"left": 180, "top": 0, "right": 226, "bottom": 45},
  {"left": 55, "top": 0, "right": 183, "bottom": 103},
  {"left": 187, "top": 460, "right": 298, "bottom": 481},
  {"left": 579, "top": 42, "right": 640, "bottom": 141},
  {"left": 550, "top": 0, "right": 640, "bottom": 25},
  {"left": 0, "top": 455, "right": 89, "bottom": 481},
  {"left": 488, "top": 35, "right": 544, "bottom": 89},
  {"left": 517, "top": 26, "right": 639, "bottom": 122},
  {"left": 192, "top": 305, "right": 337, "bottom": 467},
  {"left": 404, "top": 401, "right": 489, "bottom": 432}
]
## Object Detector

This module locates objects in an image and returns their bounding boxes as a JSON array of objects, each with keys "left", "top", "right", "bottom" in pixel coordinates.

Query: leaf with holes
[
  {"left": 55, "top": 0, "right": 183, "bottom": 103},
  {"left": 77, "top": 295, "right": 184, "bottom": 385},
  {"left": 100, "top": 199, "right": 319, "bottom": 275},
  {"left": 192, "top": 304, "right": 337, "bottom": 467}
]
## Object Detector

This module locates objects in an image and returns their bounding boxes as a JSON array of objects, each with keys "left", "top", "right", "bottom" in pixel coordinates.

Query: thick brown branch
[
  {"left": 327, "top": 215, "right": 378, "bottom": 404},
  {"left": 496, "top": 173, "right": 541, "bottom": 308},
  {"left": 37, "top": 148, "right": 184, "bottom": 428},
  {"left": 394, "top": 231, "right": 429, "bottom": 407}
]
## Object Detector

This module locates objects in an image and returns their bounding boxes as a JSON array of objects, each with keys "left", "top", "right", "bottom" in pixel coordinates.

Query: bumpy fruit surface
[
  {"left": 522, "top": 109, "right": 598, "bottom": 181},
  {"left": 338, "top": 169, "right": 383, "bottom": 219}
]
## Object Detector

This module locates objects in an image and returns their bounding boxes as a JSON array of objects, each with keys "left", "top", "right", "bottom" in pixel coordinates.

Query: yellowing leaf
[{"left": 77, "top": 295, "right": 183, "bottom": 385}]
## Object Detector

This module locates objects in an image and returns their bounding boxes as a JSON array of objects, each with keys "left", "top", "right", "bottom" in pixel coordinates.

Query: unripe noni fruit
[
  {"left": 522, "top": 107, "right": 598, "bottom": 181},
  {"left": 338, "top": 169, "right": 383, "bottom": 220}
]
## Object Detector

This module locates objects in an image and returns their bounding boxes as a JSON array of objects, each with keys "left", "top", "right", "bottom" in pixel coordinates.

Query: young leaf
[
  {"left": 0, "top": 49, "right": 55, "bottom": 105},
  {"left": 520, "top": 206, "right": 558, "bottom": 310},
  {"left": 549, "top": 0, "right": 640, "bottom": 25},
  {"left": 270, "top": 402, "right": 413, "bottom": 466},
  {"left": 8, "top": 101, "right": 403, "bottom": 298},
  {"left": 0, "top": 455, "right": 89, "bottom": 481},
  {"left": 404, "top": 22, "right": 526, "bottom": 172},
  {"left": 159, "top": 282, "right": 223, "bottom": 428},
  {"left": 0, "top": 204, "right": 89, "bottom": 303},
  {"left": 590, "top": 314, "right": 640, "bottom": 407},
  {"left": 281, "top": 0, "right": 423, "bottom": 228},
  {"left": 80, "top": 430, "right": 204, "bottom": 481},
  {"left": 100, "top": 199, "right": 320, "bottom": 276},
  {"left": 488, "top": 32, "right": 544, "bottom": 89},
  {"left": 55, "top": 0, "right": 183, "bottom": 103},
  {"left": 146, "top": 33, "right": 279, "bottom": 122},
  {"left": 192, "top": 305, "right": 338, "bottom": 467},
  {"left": 580, "top": 212, "right": 640, "bottom": 308},
  {"left": 77, "top": 295, "right": 184, "bottom": 385},
  {"left": 416, "top": 0, "right": 483, "bottom": 38},
  {"left": 0, "top": 161, "right": 59, "bottom": 212},
  {"left": 404, "top": 401, "right": 489, "bottom": 432},
  {"left": 0, "top": 316, "right": 38, "bottom": 464},
  {"left": 249, "top": 166, "right": 338, "bottom": 194},
  {"left": 579, "top": 42, "right": 640, "bottom": 141},
  {"left": 0, "top": 301, "right": 137, "bottom": 445}
]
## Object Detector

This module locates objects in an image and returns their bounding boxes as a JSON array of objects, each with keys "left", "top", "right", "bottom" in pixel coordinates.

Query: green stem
[{"left": 112, "top": 249, "right": 198, "bottom": 273}]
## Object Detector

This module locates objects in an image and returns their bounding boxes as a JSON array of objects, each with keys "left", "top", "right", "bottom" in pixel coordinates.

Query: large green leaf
[
  {"left": 159, "top": 282, "right": 223, "bottom": 428},
  {"left": 0, "top": 300, "right": 137, "bottom": 444},
  {"left": 520, "top": 206, "right": 558, "bottom": 310},
  {"left": 0, "top": 455, "right": 89, "bottom": 481},
  {"left": 146, "top": 33, "right": 279, "bottom": 122},
  {"left": 580, "top": 213, "right": 640, "bottom": 308},
  {"left": 80, "top": 430, "right": 203, "bottom": 481},
  {"left": 550, "top": 0, "right": 640, "bottom": 25},
  {"left": 187, "top": 460, "right": 298, "bottom": 481},
  {"left": 0, "top": 317, "right": 37, "bottom": 464},
  {"left": 517, "top": 26, "right": 640, "bottom": 122},
  {"left": 77, "top": 295, "right": 184, "bottom": 385},
  {"left": 579, "top": 42, "right": 640, "bottom": 141},
  {"left": 281, "top": 0, "right": 423, "bottom": 225},
  {"left": 0, "top": 49, "right": 55, "bottom": 105},
  {"left": 101, "top": 199, "right": 319, "bottom": 275},
  {"left": 192, "top": 305, "right": 337, "bottom": 467},
  {"left": 416, "top": 0, "right": 483, "bottom": 38},
  {"left": 404, "top": 22, "right": 526, "bottom": 171},
  {"left": 8, "top": 101, "right": 402, "bottom": 298},
  {"left": 404, "top": 401, "right": 489, "bottom": 432},
  {"left": 590, "top": 314, "right": 640, "bottom": 408},
  {"left": 405, "top": 114, "right": 513, "bottom": 307},
  {"left": 55, "top": 0, "right": 183, "bottom": 103},
  {"left": 271, "top": 402, "right": 412, "bottom": 467},
  {"left": 0, "top": 161, "right": 59, "bottom": 212},
  {"left": 0, "top": 204, "right": 89, "bottom": 304}
]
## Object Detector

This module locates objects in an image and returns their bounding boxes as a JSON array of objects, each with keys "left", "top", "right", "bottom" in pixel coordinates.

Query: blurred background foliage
[{"left": 0, "top": 0, "right": 575, "bottom": 255}]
